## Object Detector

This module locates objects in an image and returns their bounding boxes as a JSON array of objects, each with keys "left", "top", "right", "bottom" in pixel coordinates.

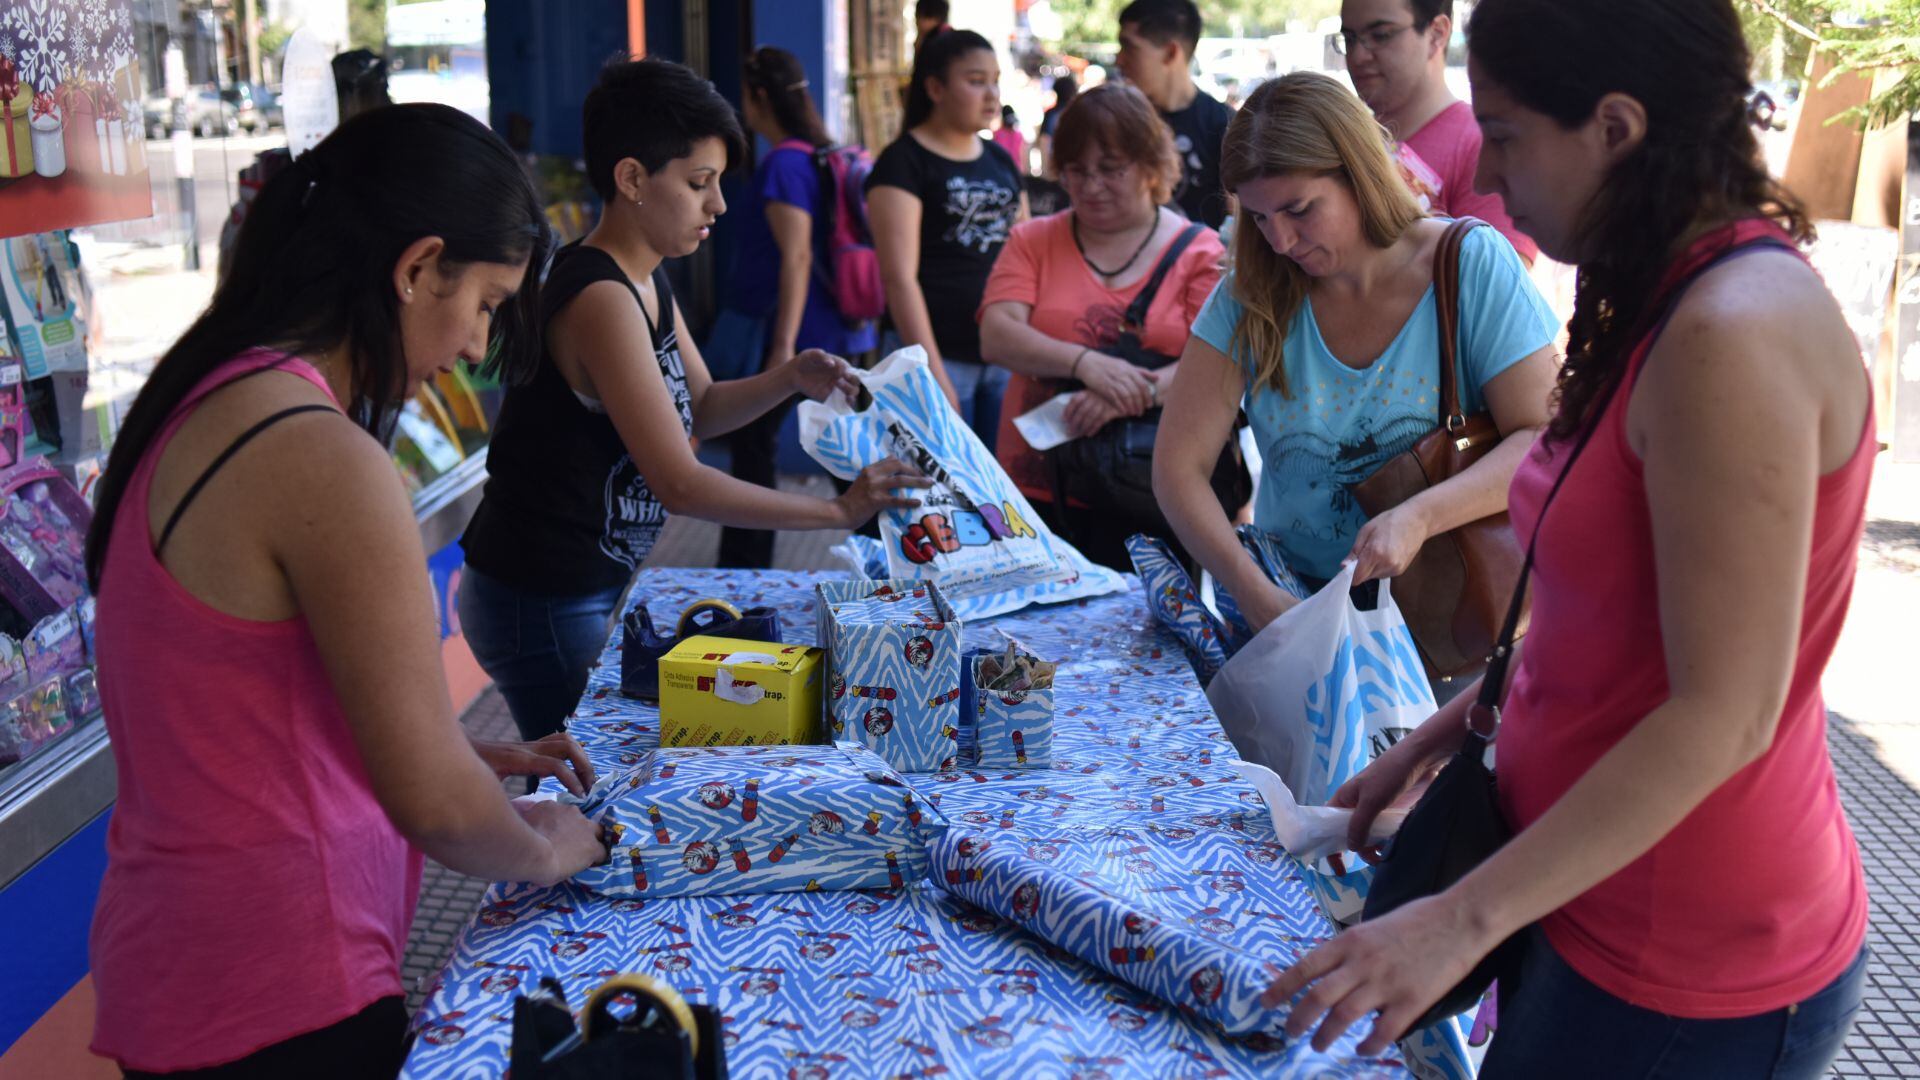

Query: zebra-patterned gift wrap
[
  {"left": 1128, "top": 534, "right": 1233, "bottom": 686},
  {"left": 566, "top": 742, "right": 949, "bottom": 899},
  {"left": 399, "top": 568, "right": 1428, "bottom": 1080},
  {"left": 816, "top": 578, "right": 964, "bottom": 772},
  {"left": 799, "top": 347, "right": 1128, "bottom": 620},
  {"left": 963, "top": 650, "right": 1054, "bottom": 770},
  {"left": 929, "top": 826, "right": 1315, "bottom": 1039}
]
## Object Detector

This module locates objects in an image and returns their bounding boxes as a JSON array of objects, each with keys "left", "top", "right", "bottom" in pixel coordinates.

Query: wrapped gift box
[
  {"left": 960, "top": 645, "right": 1055, "bottom": 770},
  {"left": 815, "top": 578, "right": 962, "bottom": 772},
  {"left": 657, "top": 634, "right": 825, "bottom": 748},
  {"left": 568, "top": 742, "right": 949, "bottom": 899}
]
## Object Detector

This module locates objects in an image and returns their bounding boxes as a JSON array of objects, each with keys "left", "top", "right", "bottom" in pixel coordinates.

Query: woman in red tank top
[
  {"left": 86, "top": 106, "right": 607, "bottom": 1077},
  {"left": 1261, "top": 2, "right": 1873, "bottom": 1075}
]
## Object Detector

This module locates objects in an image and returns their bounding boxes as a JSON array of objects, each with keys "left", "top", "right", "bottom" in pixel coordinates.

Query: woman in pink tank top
[
  {"left": 86, "top": 105, "right": 606, "bottom": 1078},
  {"left": 1262, "top": 2, "right": 1873, "bottom": 1075}
]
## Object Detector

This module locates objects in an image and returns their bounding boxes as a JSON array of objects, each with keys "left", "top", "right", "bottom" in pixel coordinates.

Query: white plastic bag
[
  {"left": 799, "top": 348, "right": 1125, "bottom": 620},
  {"left": 1206, "top": 563, "right": 1435, "bottom": 808}
]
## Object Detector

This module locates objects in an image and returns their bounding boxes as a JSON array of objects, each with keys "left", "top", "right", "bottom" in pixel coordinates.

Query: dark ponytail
[
  {"left": 1468, "top": 0, "right": 1810, "bottom": 442},
  {"left": 904, "top": 29, "right": 992, "bottom": 132},
  {"left": 743, "top": 46, "right": 831, "bottom": 149},
  {"left": 85, "top": 103, "right": 549, "bottom": 589}
]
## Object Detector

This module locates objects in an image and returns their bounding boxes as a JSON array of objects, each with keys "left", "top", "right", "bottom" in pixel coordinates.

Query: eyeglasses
[
  {"left": 1334, "top": 23, "right": 1413, "bottom": 56},
  {"left": 1059, "top": 161, "right": 1137, "bottom": 188}
]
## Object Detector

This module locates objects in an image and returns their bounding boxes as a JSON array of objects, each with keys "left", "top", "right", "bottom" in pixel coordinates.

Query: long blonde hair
[{"left": 1223, "top": 72, "right": 1423, "bottom": 399}]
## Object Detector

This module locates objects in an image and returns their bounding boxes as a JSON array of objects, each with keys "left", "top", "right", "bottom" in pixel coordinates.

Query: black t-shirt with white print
[
  {"left": 462, "top": 242, "right": 693, "bottom": 596},
  {"left": 865, "top": 134, "right": 1022, "bottom": 364},
  {"left": 1163, "top": 91, "right": 1233, "bottom": 229}
]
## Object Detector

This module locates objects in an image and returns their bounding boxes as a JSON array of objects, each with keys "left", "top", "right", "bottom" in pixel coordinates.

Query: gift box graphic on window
[
  {"left": 816, "top": 578, "right": 964, "bottom": 772},
  {"left": 567, "top": 742, "right": 949, "bottom": 899}
]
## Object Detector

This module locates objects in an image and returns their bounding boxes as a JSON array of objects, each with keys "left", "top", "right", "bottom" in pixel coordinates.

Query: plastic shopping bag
[
  {"left": 1206, "top": 563, "right": 1434, "bottom": 924},
  {"left": 799, "top": 348, "right": 1126, "bottom": 620}
]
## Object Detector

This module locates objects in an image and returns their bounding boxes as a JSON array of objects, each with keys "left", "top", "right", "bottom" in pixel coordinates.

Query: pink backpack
[{"left": 779, "top": 139, "right": 885, "bottom": 326}]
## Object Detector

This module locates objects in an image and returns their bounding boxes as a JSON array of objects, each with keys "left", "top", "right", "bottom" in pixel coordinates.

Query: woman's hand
[
  {"left": 834, "top": 456, "right": 933, "bottom": 528},
  {"left": 1062, "top": 391, "right": 1124, "bottom": 439},
  {"left": 1346, "top": 502, "right": 1433, "bottom": 584},
  {"left": 1261, "top": 893, "right": 1495, "bottom": 1056},
  {"left": 1238, "top": 579, "right": 1301, "bottom": 635},
  {"left": 1076, "top": 351, "right": 1156, "bottom": 416},
  {"left": 785, "top": 348, "right": 862, "bottom": 402},
  {"left": 517, "top": 799, "right": 608, "bottom": 885},
  {"left": 471, "top": 732, "right": 597, "bottom": 797},
  {"left": 1328, "top": 727, "right": 1453, "bottom": 856}
]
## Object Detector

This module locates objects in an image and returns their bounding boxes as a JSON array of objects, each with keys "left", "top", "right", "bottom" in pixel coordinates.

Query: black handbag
[
  {"left": 1360, "top": 231, "right": 1794, "bottom": 1031},
  {"left": 1047, "top": 222, "right": 1252, "bottom": 522}
]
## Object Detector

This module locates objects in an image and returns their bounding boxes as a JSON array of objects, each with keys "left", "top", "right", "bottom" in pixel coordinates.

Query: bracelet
[{"left": 1069, "top": 348, "right": 1089, "bottom": 382}]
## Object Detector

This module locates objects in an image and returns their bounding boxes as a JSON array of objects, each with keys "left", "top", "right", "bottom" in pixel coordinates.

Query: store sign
[{"left": 0, "top": 0, "right": 153, "bottom": 239}]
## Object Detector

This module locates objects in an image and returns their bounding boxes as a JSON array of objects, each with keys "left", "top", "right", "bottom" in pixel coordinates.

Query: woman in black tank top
[{"left": 460, "top": 58, "right": 928, "bottom": 740}]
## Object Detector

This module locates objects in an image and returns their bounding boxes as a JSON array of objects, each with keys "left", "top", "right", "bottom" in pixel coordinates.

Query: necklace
[{"left": 1073, "top": 212, "right": 1159, "bottom": 279}]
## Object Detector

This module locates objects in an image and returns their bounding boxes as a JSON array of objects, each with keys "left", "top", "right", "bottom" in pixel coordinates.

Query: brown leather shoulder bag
[{"left": 1351, "top": 217, "right": 1525, "bottom": 680}]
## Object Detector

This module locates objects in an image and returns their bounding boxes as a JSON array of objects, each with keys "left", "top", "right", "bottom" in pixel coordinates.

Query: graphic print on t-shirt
[
  {"left": 1260, "top": 390, "right": 1434, "bottom": 549},
  {"left": 1073, "top": 302, "right": 1128, "bottom": 350},
  {"left": 942, "top": 175, "right": 1018, "bottom": 253},
  {"left": 599, "top": 323, "right": 693, "bottom": 568}
]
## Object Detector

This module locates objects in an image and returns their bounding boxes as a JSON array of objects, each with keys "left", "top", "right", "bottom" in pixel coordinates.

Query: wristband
[{"left": 1069, "top": 348, "right": 1088, "bottom": 382}]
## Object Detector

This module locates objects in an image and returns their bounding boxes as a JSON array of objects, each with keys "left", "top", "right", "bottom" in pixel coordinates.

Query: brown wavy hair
[
  {"left": 1468, "top": 0, "right": 1812, "bottom": 441},
  {"left": 1051, "top": 83, "right": 1182, "bottom": 206},
  {"left": 1220, "top": 72, "right": 1424, "bottom": 400}
]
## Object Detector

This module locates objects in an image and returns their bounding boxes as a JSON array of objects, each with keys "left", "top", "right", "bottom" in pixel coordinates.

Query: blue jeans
[
  {"left": 945, "top": 357, "right": 1010, "bottom": 455},
  {"left": 457, "top": 565, "right": 624, "bottom": 741},
  {"left": 1482, "top": 929, "right": 1868, "bottom": 1080}
]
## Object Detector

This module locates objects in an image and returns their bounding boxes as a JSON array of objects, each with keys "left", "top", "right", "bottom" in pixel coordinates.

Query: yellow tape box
[{"left": 658, "top": 635, "right": 825, "bottom": 748}]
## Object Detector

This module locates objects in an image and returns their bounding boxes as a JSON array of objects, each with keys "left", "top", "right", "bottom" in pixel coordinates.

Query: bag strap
[
  {"left": 1465, "top": 233, "right": 1798, "bottom": 752},
  {"left": 1120, "top": 222, "right": 1206, "bottom": 335},
  {"left": 1432, "top": 216, "right": 1485, "bottom": 430}
]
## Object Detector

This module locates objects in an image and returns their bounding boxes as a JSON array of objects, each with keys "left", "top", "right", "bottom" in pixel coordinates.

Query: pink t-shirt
[
  {"left": 1498, "top": 220, "right": 1870, "bottom": 1017},
  {"left": 90, "top": 351, "right": 422, "bottom": 1071},
  {"left": 978, "top": 210, "right": 1224, "bottom": 502},
  {"left": 992, "top": 127, "right": 1027, "bottom": 171},
  {"left": 1403, "top": 101, "right": 1539, "bottom": 264}
]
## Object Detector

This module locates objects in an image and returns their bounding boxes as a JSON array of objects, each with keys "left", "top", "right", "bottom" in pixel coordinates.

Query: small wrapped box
[
  {"left": 815, "top": 579, "right": 962, "bottom": 772},
  {"left": 960, "top": 641, "right": 1055, "bottom": 770},
  {"left": 657, "top": 635, "right": 825, "bottom": 748}
]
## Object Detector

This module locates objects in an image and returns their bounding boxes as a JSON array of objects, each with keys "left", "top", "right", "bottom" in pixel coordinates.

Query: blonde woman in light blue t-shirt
[{"left": 1154, "top": 72, "right": 1560, "bottom": 634}]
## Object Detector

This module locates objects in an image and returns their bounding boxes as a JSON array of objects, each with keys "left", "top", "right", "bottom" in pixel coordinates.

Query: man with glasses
[
  {"left": 1339, "top": 0, "right": 1536, "bottom": 261},
  {"left": 1115, "top": 0, "right": 1232, "bottom": 229}
]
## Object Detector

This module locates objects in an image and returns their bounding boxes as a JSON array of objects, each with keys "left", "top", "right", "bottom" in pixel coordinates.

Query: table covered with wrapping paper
[{"left": 399, "top": 569, "right": 1418, "bottom": 1080}]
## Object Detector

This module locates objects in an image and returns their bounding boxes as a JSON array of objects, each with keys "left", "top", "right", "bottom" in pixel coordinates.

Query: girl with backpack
[
  {"left": 460, "top": 59, "right": 926, "bottom": 740},
  {"left": 867, "top": 28, "right": 1028, "bottom": 447},
  {"left": 709, "top": 46, "right": 881, "bottom": 569}
]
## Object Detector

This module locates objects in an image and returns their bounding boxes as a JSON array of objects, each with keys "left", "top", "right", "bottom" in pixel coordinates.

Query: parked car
[
  {"left": 221, "top": 82, "right": 283, "bottom": 133},
  {"left": 141, "top": 88, "right": 238, "bottom": 139}
]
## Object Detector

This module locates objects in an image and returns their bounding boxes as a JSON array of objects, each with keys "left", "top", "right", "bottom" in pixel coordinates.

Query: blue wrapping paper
[
  {"left": 928, "top": 825, "right": 1322, "bottom": 1039},
  {"left": 401, "top": 569, "right": 1430, "bottom": 1080},
  {"left": 567, "top": 742, "right": 949, "bottom": 898},
  {"left": 817, "top": 578, "right": 964, "bottom": 772},
  {"left": 962, "top": 649, "right": 1054, "bottom": 770}
]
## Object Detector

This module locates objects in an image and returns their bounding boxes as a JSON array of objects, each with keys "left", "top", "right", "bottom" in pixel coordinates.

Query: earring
[
  {"left": 634, "top": 197, "right": 643, "bottom": 207},
  {"left": 404, "top": 286, "right": 413, "bottom": 299}
]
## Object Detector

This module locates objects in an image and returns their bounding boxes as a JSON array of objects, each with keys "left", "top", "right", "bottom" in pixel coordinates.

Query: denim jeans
[
  {"left": 457, "top": 565, "right": 624, "bottom": 741},
  {"left": 1482, "top": 928, "right": 1868, "bottom": 1080}
]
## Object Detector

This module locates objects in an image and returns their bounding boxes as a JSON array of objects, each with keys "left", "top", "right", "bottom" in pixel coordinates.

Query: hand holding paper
[{"left": 1233, "top": 760, "right": 1406, "bottom": 866}]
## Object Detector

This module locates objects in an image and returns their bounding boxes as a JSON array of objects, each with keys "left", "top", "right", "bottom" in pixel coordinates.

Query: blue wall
[
  {"left": 0, "top": 810, "right": 109, "bottom": 1050},
  {"left": 486, "top": 0, "right": 632, "bottom": 158}
]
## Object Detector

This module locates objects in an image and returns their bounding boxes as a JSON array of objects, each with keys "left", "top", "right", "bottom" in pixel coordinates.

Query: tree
[
  {"left": 1045, "top": 0, "right": 1340, "bottom": 54},
  {"left": 1740, "top": 1, "right": 1916, "bottom": 129},
  {"left": 348, "top": 0, "right": 385, "bottom": 51}
]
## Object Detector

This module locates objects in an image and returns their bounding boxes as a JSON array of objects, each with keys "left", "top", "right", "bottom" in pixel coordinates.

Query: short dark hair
[
  {"left": 916, "top": 0, "right": 949, "bottom": 22},
  {"left": 1408, "top": 0, "right": 1453, "bottom": 29},
  {"left": 1117, "top": 0, "right": 1203, "bottom": 58},
  {"left": 582, "top": 57, "right": 746, "bottom": 201}
]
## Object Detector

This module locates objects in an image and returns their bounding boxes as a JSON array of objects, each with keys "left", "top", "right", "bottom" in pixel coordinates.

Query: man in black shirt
[{"left": 1115, "top": 0, "right": 1232, "bottom": 229}]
